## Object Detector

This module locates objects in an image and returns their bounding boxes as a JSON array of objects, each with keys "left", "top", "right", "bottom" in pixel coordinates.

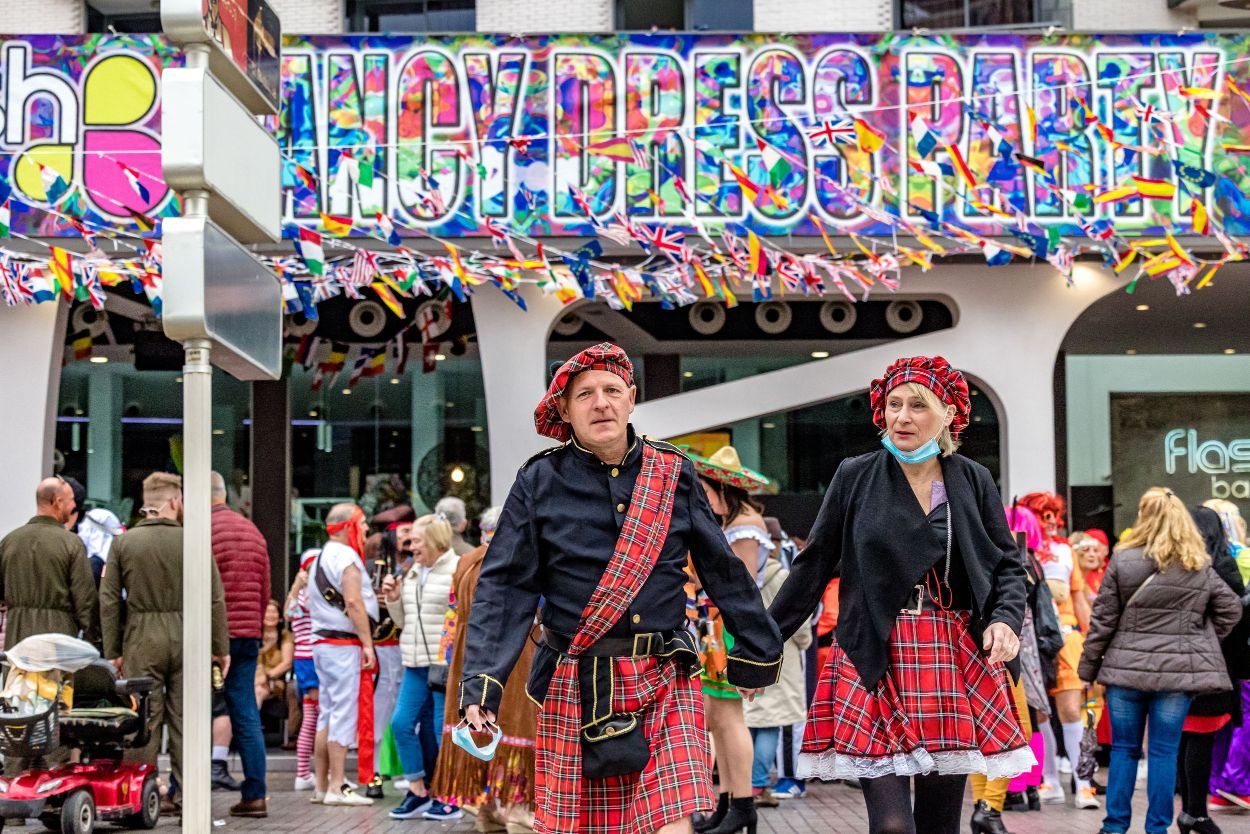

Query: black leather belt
[
  {"left": 901, "top": 585, "right": 971, "bottom": 615},
  {"left": 543, "top": 628, "right": 696, "bottom": 659}
]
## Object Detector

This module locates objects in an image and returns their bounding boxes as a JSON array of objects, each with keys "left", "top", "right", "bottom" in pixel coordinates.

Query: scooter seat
[{"left": 60, "top": 706, "right": 141, "bottom": 738}]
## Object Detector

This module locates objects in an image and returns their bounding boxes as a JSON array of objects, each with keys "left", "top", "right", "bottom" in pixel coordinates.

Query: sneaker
[
  {"left": 1075, "top": 786, "right": 1100, "bottom": 809},
  {"left": 293, "top": 775, "right": 316, "bottom": 791},
  {"left": 310, "top": 791, "right": 325, "bottom": 805},
  {"left": 1058, "top": 755, "right": 1073, "bottom": 775},
  {"left": 1037, "top": 783, "right": 1066, "bottom": 804},
  {"left": 423, "top": 802, "right": 464, "bottom": 821},
  {"left": 1213, "top": 791, "right": 1250, "bottom": 811},
  {"left": 772, "top": 778, "right": 806, "bottom": 799},
  {"left": 389, "top": 792, "right": 435, "bottom": 820},
  {"left": 324, "top": 790, "right": 373, "bottom": 807}
]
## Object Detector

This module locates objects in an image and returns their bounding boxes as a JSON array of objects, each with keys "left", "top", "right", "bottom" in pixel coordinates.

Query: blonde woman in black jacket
[{"left": 1078, "top": 488, "right": 1243, "bottom": 834}]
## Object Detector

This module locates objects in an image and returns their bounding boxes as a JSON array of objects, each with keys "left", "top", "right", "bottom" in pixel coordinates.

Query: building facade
[{"left": 2, "top": 0, "right": 1247, "bottom": 570}]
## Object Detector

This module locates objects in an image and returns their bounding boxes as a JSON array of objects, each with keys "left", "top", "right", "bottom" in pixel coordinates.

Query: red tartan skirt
[
  {"left": 799, "top": 610, "right": 1034, "bottom": 781},
  {"left": 537, "top": 656, "right": 713, "bottom": 834}
]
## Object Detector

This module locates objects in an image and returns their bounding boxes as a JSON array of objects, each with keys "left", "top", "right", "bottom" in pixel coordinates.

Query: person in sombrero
[
  {"left": 457, "top": 342, "right": 782, "bottom": 834},
  {"left": 768, "top": 355, "right": 1035, "bottom": 834},
  {"left": 687, "top": 447, "right": 773, "bottom": 833}
]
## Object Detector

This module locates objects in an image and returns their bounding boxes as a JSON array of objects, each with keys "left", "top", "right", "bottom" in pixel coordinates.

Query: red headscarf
[
  {"left": 1083, "top": 528, "right": 1109, "bottom": 548},
  {"left": 533, "top": 342, "right": 635, "bottom": 442},
  {"left": 869, "top": 355, "right": 972, "bottom": 439},
  {"left": 326, "top": 506, "right": 367, "bottom": 558}
]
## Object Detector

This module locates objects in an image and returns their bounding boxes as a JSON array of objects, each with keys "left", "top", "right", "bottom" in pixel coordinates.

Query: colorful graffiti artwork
[{"left": 4, "top": 32, "right": 1250, "bottom": 239}]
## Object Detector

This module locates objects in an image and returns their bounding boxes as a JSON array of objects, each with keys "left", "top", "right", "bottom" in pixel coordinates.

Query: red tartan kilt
[
  {"left": 803, "top": 610, "right": 1025, "bottom": 763},
  {"left": 536, "top": 655, "right": 712, "bottom": 834}
]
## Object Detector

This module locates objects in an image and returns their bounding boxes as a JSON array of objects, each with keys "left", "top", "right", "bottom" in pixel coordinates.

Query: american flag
[{"left": 349, "top": 248, "right": 379, "bottom": 287}]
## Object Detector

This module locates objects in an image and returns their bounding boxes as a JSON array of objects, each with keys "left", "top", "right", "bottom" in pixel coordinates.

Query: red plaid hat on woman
[
  {"left": 868, "top": 355, "right": 972, "bottom": 439},
  {"left": 533, "top": 342, "right": 635, "bottom": 441}
]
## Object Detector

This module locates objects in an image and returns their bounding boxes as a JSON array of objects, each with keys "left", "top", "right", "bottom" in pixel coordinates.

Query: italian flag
[{"left": 296, "top": 227, "right": 325, "bottom": 275}]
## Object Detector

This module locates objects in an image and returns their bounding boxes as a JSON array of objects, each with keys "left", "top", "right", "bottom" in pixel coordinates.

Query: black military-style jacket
[{"left": 459, "top": 427, "right": 783, "bottom": 715}]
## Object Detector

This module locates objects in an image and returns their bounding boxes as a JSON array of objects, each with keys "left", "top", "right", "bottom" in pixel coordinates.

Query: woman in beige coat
[{"left": 745, "top": 555, "right": 812, "bottom": 806}]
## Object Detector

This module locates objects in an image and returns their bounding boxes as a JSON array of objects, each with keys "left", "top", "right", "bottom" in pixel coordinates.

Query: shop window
[
  {"left": 617, "top": 0, "right": 753, "bottom": 30},
  {"left": 86, "top": 5, "right": 162, "bottom": 33},
  {"left": 897, "top": 0, "right": 1067, "bottom": 29},
  {"left": 346, "top": 0, "right": 476, "bottom": 33}
]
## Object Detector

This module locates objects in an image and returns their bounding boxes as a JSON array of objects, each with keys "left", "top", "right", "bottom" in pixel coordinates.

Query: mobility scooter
[{"left": 0, "top": 635, "right": 159, "bottom": 833}]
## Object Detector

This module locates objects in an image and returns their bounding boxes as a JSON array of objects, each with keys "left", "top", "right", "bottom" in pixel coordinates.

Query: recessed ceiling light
[
  {"left": 471, "top": 426, "right": 484, "bottom": 432},
  {"left": 1126, "top": 349, "right": 1137, "bottom": 355},
  {"left": 308, "top": 410, "right": 318, "bottom": 417},
  {"left": 212, "top": 429, "right": 225, "bottom": 436},
  {"left": 1224, "top": 348, "right": 1237, "bottom": 355},
  {"left": 1194, "top": 322, "right": 1208, "bottom": 329},
  {"left": 175, "top": 377, "right": 183, "bottom": 384},
  {"left": 811, "top": 350, "right": 830, "bottom": 359},
  {"left": 762, "top": 422, "right": 776, "bottom": 429},
  {"left": 89, "top": 356, "right": 108, "bottom": 364},
  {"left": 682, "top": 371, "right": 694, "bottom": 378},
  {"left": 434, "top": 353, "right": 446, "bottom": 361},
  {"left": 390, "top": 378, "right": 400, "bottom": 384},
  {"left": 341, "top": 388, "right": 352, "bottom": 395},
  {"left": 1135, "top": 304, "right": 1149, "bottom": 311}
]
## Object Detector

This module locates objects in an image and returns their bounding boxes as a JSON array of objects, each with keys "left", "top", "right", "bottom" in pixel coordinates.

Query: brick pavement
[{"left": 194, "top": 774, "right": 1245, "bottom": 834}]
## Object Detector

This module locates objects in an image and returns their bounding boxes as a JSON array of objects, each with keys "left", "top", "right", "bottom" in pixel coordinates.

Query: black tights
[
  {"left": 861, "top": 773, "right": 968, "bottom": 834},
  {"left": 1178, "top": 731, "right": 1216, "bottom": 817}
]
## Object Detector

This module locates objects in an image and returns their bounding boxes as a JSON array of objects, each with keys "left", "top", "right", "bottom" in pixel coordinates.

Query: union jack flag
[
  {"left": 807, "top": 119, "right": 857, "bottom": 147},
  {"left": 0, "top": 257, "right": 33, "bottom": 306},
  {"left": 640, "top": 225, "right": 687, "bottom": 257}
]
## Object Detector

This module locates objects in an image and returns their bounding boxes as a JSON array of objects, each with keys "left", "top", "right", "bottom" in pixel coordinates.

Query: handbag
[
  {"left": 581, "top": 713, "right": 650, "bottom": 779},
  {"left": 1027, "top": 553, "right": 1064, "bottom": 659},
  {"left": 414, "top": 577, "right": 448, "bottom": 693}
]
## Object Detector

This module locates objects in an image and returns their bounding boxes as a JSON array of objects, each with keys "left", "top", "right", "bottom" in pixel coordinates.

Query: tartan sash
[{"left": 534, "top": 441, "right": 682, "bottom": 834}]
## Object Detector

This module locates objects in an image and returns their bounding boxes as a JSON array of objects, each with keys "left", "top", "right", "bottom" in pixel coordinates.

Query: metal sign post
[{"left": 159, "top": 2, "right": 282, "bottom": 829}]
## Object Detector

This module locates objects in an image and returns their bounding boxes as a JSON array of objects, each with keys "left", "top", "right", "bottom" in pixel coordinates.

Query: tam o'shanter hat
[
  {"left": 691, "top": 446, "right": 771, "bottom": 494},
  {"left": 533, "top": 342, "right": 635, "bottom": 442},
  {"left": 869, "top": 355, "right": 972, "bottom": 439}
]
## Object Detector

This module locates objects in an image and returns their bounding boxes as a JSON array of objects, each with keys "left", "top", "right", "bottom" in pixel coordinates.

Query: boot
[
  {"left": 1177, "top": 813, "right": 1222, "bottom": 834},
  {"left": 228, "top": 799, "right": 267, "bottom": 819},
  {"left": 211, "top": 760, "right": 241, "bottom": 792},
  {"left": 1002, "top": 791, "right": 1027, "bottom": 812},
  {"left": 1025, "top": 786, "right": 1041, "bottom": 811},
  {"left": 705, "top": 796, "right": 757, "bottom": 834},
  {"left": 969, "top": 800, "right": 1010, "bottom": 834},
  {"left": 693, "top": 792, "right": 729, "bottom": 832}
]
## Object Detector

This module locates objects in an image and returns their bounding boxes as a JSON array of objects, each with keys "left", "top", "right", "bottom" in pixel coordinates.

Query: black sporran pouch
[{"left": 581, "top": 713, "right": 650, "bottom": 779}]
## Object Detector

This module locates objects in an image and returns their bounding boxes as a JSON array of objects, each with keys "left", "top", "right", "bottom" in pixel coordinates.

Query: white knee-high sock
[
  {"left": 1040, "top": 721, "right": 1061, "bottom": 787},
  {"left": 1062, "top": 720, "right": 1092, "bottom": 791}
]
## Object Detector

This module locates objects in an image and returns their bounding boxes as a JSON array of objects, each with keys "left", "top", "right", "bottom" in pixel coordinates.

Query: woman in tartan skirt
[{"left": 769, "top": 356, "right": 1035, "bottom": 834}]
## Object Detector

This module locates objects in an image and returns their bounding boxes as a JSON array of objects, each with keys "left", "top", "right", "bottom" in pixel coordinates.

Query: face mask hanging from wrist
[{"left": 452, "top": 720, "right": 502, "bottom": 761}]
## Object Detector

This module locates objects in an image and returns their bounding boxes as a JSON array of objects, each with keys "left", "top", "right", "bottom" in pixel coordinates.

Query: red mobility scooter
[{"left": 0, "top": 635, "right": 159, "bottom": 834}]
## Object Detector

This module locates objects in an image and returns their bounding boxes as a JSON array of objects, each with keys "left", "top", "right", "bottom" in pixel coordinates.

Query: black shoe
[
  {"left": 211, "top": 760, "right": 241, "bottom": 792},
  {"left": 1025, "top": 786, "right": 1041, "bottom": 811},
  {"left": 693, "top": 792, "right": 729, "bottom": 833},
  {"left": 1003, "top": 791, "right": 1027, "bottom": 812},
  {"left": 365, "top": 775, "right": 384, "bottom": 799},
  {"left": 705, "top": 796, "right": 757, "bottom": 834},
  {"left": 1178, "top": 813, "right": 1222, "bottom": 834},
  {"left": 1091, "top": 777, "right": 1105, "bottom": 796},
  {"left": 969, "top": 800, "right": 1010, "bottom": 834}
]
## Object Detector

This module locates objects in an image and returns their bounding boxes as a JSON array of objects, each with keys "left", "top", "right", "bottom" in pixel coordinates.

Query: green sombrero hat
[{"left": 689, "top": 446, "right": 771, "bottom": 494}]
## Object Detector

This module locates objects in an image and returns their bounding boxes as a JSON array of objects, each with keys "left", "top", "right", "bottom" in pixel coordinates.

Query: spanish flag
[
  {"left": 854, "top": 119, "right": 885, "bottom": 154},
  {"left": 50, "top": 247, "right": 75, "bottom": 298},
  {"left": 1192, "top": 198, "right": 1210, "bottom": 235},
  {"left": 747, "top": 230, "right": 768, "bottom": 276},
  {"left": 1132, "top": 177, "right": 1176, "bottom": 200},
  {"left": 320, "top": 213, "right": 353, "bottom": 236}
]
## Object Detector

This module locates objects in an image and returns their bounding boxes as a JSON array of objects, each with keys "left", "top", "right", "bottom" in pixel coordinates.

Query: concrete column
[
  {"left": 471, "top": 281, "right": 568, "bottom": 505},
  {"left": 410, "top": 368, "right": 445, "bottom": 514},
  {"left": 0, "top": 303, "right": 68, "bottom": 534},
  {"left": 86, "top": 370, "right": 123, "bottom": 507},
  {"left": 251, "top": 378, "right": 292, "bottom": 598}
]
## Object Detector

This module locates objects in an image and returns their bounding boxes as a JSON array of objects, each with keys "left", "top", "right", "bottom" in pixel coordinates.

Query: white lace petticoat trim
[{"left": 798, "top": 744, "right": 1037, "bottom": 781}]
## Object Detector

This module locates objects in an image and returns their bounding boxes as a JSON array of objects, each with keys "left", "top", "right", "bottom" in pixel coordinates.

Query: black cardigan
[{"left": 769, "top": 450, "right": 1027, "bottom": 689}]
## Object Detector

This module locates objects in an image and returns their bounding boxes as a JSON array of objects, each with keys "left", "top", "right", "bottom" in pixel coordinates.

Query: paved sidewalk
[{"left": 189, "top": 776, "right": 1240, "bottom": 834}]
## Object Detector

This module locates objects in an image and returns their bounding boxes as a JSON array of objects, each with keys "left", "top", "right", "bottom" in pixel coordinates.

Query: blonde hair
[
  {"left": 879, "top": 382, "right": 960, "bottom": 456},
  {"left": 1117, "top": 487, "right": 1210, "bottom": 572},
  {"left": 143, "top": 472, "right": 182, "bottom": 507},
  {"left": 1203, "top": 498, "right": 1246, "bottom": 546},
  {"left": 413, "top": 513, "right": 454, "bottom": 555}
]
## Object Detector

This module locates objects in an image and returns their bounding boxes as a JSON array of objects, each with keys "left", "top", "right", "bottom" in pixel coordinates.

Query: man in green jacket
[
  {"left": 101, "top": 472, "right": 229, "bottom": 811},
  {"left": 0, "top": 476, "right": 99, "bottom": 648}
]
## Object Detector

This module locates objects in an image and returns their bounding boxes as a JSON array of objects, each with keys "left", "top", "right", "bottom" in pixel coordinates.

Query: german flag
[{"left": 1015, "top": 152, "right": 1048, "bottom": 176}]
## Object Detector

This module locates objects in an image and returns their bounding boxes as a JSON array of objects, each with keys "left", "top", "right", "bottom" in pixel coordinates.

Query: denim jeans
[
  {"left": 1103, "top": 686, "right": 1191, "bottom": 834},
  {"left": 223, "top": 637, "right": 267, "bottom": 801},
  {"left": 750, "top": 727, "right": 781, "bottom": 789},
  {"left": 391, "top": 666, "right": 445, "bottom": 783}
]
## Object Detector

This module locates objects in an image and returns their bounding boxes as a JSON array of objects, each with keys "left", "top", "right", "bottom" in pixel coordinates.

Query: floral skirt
[{"left": 799, "top": 609, "right": 1035, "bottom": 781}]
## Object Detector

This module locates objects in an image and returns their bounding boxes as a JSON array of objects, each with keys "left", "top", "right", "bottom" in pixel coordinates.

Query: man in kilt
[{"left": 460, "top": 342, "right": 782, "bottom": 834}]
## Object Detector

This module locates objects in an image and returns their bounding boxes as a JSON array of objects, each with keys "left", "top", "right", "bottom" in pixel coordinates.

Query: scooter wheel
[
  {"left": 123, "top": 776, "right": 160, "bottom": 829},
  {"left": 59, "top": 790, "right": 95, "bottom": 834}
]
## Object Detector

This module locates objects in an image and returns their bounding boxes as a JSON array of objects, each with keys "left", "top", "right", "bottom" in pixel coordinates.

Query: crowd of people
[{"left": 0, "top": 342, "right": 1248, "bottom": 834}]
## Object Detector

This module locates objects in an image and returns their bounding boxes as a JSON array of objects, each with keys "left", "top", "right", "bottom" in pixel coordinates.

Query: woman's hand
[
  {"left": 382, "top": 573, "right": 400, "bottom": 603},
  {"left": 982, "top": 622, "right": 1020, "bottom": 664}
]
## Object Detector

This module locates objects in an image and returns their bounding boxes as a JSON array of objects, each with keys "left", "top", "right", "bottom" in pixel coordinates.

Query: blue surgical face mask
[
  {"left": 452, "top": 721, "right": 502, "bottom": 761},
  {"left": 881, "top": 431, "right": 942, "bottom": 464}
]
